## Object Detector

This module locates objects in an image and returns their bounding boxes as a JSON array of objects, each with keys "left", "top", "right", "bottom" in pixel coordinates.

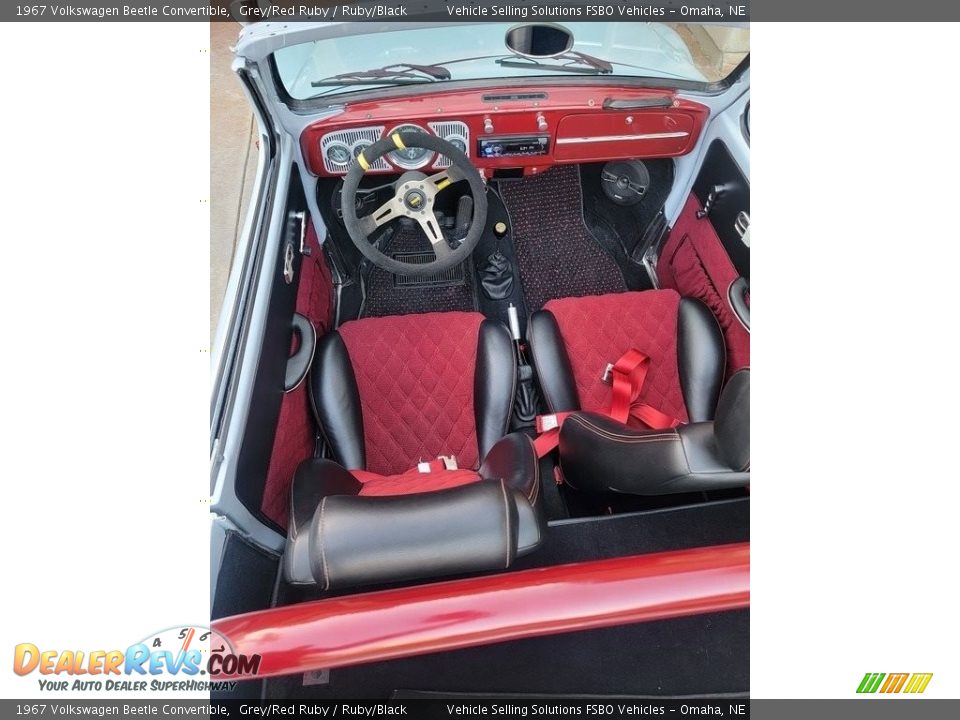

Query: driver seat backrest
[{"left": 310, "top": 311, "right": 515, "bottom": 476}]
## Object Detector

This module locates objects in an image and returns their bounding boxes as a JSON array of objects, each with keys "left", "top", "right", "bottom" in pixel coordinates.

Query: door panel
[
  {"left": 691, "top": 140, "right": 750, "bottom": 281},
  {"left": 658, "top": 118, "right": 750, "bottom": 377},
  {"left": 659, "top": 194, "right": 749, "bottom": 375}
]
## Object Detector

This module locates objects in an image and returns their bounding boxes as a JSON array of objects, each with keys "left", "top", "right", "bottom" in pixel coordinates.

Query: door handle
[
  {"left": 285, "top": 313, "right": 316, "bottom": 391},
  {"left": 728, "top": 277, "right": 750, "bottom": 333},
  {"left": 734, "top": 211, "right": 750, "bottom": 245}
]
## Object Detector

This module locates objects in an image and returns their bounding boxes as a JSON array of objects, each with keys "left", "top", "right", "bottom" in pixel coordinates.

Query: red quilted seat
[
  {"left": 527, "top": 289, "right": 748, "bottom": 499},
  {"left": 542, "top": 290, "right": 689, "bottom": 424},
  {"left": 530, "top": 288, "right": 727, "bottom": 427},
  {"left": 338, "top": 312, "right": 482, "bottom": 475},
  {"left": 283, "top": 310, "right": 544, "bottom": 590},
  {"left": 351, "top": 468, "right": 481, "bottom": 496}
]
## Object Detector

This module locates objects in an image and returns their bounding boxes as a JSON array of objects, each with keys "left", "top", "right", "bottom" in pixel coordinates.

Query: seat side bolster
[
  {"left": 714, "top": 369, "right": 750, "bottom": 471},
  {"left": 558, "top": 413, "right": 748, "bottom": 496},
  {"left": 480, "top": 432, "right": 545, "bottom": 555},
  {"left": 474, "top": 319, "right": 517, "bottom": 459},
  {"left": 677, "top": 297, "right": 726, "bottom": 422},
  {"left": 308, "top": 481, "right": 521, "bottom": 590},
  {"left": 283, "top": 459, "right": 362, "bottom": 585},
  {"left": 528, "top": 310, "right": 580, "bottom": 413},
  {"left": 310, "top": 332, "right": 365, "bottom": 470}
]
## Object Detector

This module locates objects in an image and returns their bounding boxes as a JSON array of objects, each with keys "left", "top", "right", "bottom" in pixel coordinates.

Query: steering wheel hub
[{"left": 403, "top": 188, "right": 427, "bottom": 212}]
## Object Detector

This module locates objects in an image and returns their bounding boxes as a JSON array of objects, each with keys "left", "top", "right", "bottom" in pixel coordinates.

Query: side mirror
[{"left": 504, "top": 23, "right": 575, "bottom": 59}]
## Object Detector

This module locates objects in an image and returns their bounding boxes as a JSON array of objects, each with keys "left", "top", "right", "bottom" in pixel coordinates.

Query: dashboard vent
[
  {"left": 428, "top": 121, "right": 470, "bottom": 169},
  {"left": 482, "top": 92, "right": 548, "bottom": 102}
]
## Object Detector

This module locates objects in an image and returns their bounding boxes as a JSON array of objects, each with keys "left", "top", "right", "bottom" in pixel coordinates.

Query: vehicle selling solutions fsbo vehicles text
[{"left": 447, "top": 5, "right": 666, "bottom": 17}]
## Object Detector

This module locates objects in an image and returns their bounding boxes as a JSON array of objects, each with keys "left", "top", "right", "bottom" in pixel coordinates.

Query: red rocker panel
[{"left": 212, "top": 543, "right": 750, "bottom": 679}]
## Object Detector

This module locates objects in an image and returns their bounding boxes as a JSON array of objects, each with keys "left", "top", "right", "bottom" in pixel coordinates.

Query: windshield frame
[{"left": 268, "top": 54, "right": 750, "bottom": 113}]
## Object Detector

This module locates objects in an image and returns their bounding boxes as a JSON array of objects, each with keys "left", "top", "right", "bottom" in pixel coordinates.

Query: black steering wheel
[{"left": 341, "top": 131, "right": 488, "bottom": 277}]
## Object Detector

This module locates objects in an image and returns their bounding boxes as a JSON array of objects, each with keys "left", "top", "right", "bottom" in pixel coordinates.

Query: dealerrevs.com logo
[
  {"left": 857, "top": 672, "right": 933, "bottom": 694},
  {"left": 12, "top": 625, "right": 260, "bottom": 692}
]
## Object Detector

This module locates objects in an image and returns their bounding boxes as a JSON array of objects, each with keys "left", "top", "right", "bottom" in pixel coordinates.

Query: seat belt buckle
[
  {"left": 536, "top": 414, "right": 561, "bottom": 433},
  {"left": 601, "top": 362, "right": 615, "bottom": 385},
  {"left": 418, "top": 455, "right": 459, "bottom": 473}
]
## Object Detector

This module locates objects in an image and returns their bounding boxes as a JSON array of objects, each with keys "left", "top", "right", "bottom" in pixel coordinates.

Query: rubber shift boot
[{"left": 479, "top": 251, "right": 515, "bottom": 300}]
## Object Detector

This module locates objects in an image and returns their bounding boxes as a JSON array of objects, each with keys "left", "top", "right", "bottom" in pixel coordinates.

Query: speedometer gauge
[
  {"left": 386, "top": 124, "right": 434, "bottom": 169},
  {"left": 351, "top": 140, "right": 371, "bottom": 160},
  {"left": 446, "top": 134, "right": 468, "bottom": 155},
  {"left": 325, "top": 141, "right": 351, "bottom": 168}
]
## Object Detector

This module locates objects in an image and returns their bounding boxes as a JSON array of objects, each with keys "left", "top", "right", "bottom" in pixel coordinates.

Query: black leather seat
[
  {"left": 529, "top": 290, "right": 749, "bottom": 495},
  {"left": 284, "top": 311, "right": 543, "bottom": 590}
]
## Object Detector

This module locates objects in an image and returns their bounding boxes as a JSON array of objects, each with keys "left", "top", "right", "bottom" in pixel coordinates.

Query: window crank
[{"left": 697, "top": 184, "right": 727, "bottom": 219}]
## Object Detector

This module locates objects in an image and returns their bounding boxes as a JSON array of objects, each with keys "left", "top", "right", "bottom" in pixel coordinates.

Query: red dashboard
[{"left": 300, "top": 85, "right": 709, "bottom": 178}]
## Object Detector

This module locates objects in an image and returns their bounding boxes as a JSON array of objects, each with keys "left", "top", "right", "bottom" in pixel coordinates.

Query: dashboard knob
[
  {"left": 536, "top": 113, "right": 548, "bottom": 132},
  {"left": 483, "top": 116, "right": 494, "bottom": 134}
]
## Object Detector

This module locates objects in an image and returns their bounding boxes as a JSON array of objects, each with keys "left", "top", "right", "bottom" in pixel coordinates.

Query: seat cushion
[
  {"left": 337, "top": 311, "right": 484, "bottom": 475},
  {"left": 351, "top": 468, "right": 482, "bottom": 497},
  {"left": 541, "top": 290, "right": 690, "bottom": 424}
]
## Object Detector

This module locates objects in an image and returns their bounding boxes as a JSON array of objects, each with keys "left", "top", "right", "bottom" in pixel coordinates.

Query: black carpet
[
  {"left": 579, "top": 160, "right": 675, "bottom": 291},
  {"left": 265, "top": 609, "right": 748, "bottom": 699},
  {"left": 498, "top": 166, "right": 627, "bottom": 311},
  {"left": 361, "top": 222, "right": 478, "bottom": 318}
]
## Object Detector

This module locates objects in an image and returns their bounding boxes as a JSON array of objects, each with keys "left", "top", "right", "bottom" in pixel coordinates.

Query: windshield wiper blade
[
  {"left": 311, "top": 63, "right": 451, "bottom": 87},
  {"left": 497, "top": 51, "right": 613, "bottom": 75}
]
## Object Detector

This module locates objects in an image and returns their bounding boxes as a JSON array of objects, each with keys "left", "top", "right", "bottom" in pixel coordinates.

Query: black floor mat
[
  {"left": 361, "top": 222, "right": 478, "bottom": 318},
  {"left": 498, "top": 166, "right": 627, "bottom": 311}
]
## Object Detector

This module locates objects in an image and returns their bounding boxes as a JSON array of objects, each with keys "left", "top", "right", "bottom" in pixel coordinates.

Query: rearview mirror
[{"left": 504, "top": 23, "right": 575, "bottom": 59}]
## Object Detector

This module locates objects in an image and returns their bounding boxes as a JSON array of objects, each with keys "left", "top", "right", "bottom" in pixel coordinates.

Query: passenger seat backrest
[{"left": 530, "top": 290, "right": 725, "bottom": 424}]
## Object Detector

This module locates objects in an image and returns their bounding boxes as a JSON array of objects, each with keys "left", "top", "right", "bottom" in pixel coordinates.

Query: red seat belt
[
  {"left": 532, "top": 412, "right": 572, "bottom": 457},
  {"left": 534, "top": 349, "right": 680, "bottom": 459}
]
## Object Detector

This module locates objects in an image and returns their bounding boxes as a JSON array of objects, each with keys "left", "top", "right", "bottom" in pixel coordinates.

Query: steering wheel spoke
[
  {"left": 416, "top": 213, "right": 451, "bottom": 258},
  {"left": 359, "top": 195, "right": 404, "bottom": 235},
  {"left": 426, "top": 165, "right": 466, "bottom": 193}
]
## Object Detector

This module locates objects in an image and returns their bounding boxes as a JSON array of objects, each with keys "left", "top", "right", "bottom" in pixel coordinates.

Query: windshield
[{"left": 273, "top": 23, "right": 749, "bottom": 100}]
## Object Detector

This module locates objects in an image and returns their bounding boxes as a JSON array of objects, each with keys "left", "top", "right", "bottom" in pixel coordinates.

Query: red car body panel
[{"left": 212, "top": 542, "right": 749, "bottom": 679}]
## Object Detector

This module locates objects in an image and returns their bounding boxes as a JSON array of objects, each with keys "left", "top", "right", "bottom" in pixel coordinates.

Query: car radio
[{"left": 477, "top": 135, "right": 550, "bottom": 158}]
